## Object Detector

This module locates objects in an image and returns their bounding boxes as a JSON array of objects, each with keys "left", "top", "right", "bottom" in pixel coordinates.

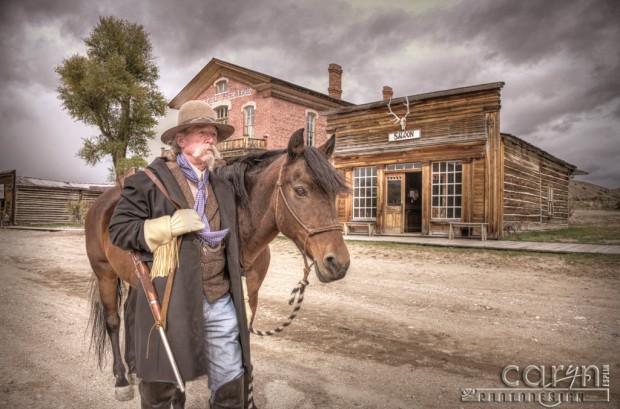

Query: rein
[{"left": 249, "top": 156, "right": 343, "bottom": 337}]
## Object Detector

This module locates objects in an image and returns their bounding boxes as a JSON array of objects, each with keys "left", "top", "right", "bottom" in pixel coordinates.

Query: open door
[
  {"left": 384, "top": 175, "right": 404, "bottom": 234},
  {"left": 405, "top": 172, "right": 422, "bottom": 233}
]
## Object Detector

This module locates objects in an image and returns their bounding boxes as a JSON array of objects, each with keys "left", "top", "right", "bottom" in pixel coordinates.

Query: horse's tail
[{"left": 88, "top": 275, "right": 123, "bottom": 369}]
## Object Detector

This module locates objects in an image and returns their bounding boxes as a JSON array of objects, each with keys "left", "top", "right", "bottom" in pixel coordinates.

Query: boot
[
  {"left": 139, "top": 381, "right": 176, "bottom": 409},
  {"left": 210, "top": 375, "right": 244, "bottom": 409}
]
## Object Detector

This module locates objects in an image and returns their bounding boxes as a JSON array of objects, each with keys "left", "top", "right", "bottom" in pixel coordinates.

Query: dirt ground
[{"left": 0, "top": 213, "right": 619, "bottom": 409}]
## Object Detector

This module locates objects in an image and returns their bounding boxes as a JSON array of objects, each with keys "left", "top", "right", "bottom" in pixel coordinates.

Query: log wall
[
  {"left": 15, "top": 186, "right": 107, "bottom": 225},
  {"left": 502, "top": 136, "right": 571, "bottom": 231}
]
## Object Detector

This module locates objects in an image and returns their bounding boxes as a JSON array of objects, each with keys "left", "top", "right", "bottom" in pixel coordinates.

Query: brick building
[{"left": 168, "top": 58, "right": 352, "bottom": 158}]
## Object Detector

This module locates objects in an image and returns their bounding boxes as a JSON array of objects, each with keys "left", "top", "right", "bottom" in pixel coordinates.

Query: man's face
[{"left": 177, "top": 125, "right": 221, "bottom": 170}]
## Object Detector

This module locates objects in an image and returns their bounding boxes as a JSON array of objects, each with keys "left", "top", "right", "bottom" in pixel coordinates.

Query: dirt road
[{"left": 0, "top": 228, "right": 618, "bottom": 408}]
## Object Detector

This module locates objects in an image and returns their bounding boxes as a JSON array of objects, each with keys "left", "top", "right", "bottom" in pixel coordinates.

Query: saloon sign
[{"left": 389, "top": 129, "right": 420, "bottom": 142}]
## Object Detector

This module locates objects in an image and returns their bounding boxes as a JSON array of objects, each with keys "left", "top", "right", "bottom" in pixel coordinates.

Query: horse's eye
[{"left": 294, "top": 186, "right": 307, "bottom": 197}]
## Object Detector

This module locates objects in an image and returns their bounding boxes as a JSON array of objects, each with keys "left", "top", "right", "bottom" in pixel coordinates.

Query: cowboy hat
[{"left": 161, "top": 100, "right": 235, "bottom": 144}]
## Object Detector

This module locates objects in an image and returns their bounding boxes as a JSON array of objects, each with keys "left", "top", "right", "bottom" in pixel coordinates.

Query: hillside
[{"left": 570, "top": 179, "right": 620, "bottom": 210}]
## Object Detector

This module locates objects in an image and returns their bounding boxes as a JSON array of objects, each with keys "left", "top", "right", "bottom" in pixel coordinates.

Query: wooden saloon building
[
  {"left": 167, "top": 59, "right": 579, "bottom": 240},
  {"left": 324, "top": 83, "right": 578, "bottom": 239}
]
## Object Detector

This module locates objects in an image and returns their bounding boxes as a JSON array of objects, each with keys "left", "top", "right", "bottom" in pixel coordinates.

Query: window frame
[
  {"left": 431, "top": 160, "right": 462, "bottom": 220},
  {"left": 547, "top": 186, "right": 554, "bottom": 216},
  {"left": 306, "top": 112, "right": 316, "bottom": 146},
  {"left": 214, "top": 105, "right": 228, "bottom": 124},
  {"left": 215, "top": 79, "right": 228, "bottom": 94},
  {"left": 243, "top": 105, "right": 255, "bottom": 137},
  {"left": 352, "top": 166, "right": 377, "bottom": 220}
]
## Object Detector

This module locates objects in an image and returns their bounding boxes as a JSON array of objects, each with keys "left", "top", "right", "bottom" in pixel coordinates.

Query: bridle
[
  {"left": 249, "top": 155, "right": 343, "bottom": 337},
  {"left": 274, "top": 155, "right": 343, "bottom": 276}
]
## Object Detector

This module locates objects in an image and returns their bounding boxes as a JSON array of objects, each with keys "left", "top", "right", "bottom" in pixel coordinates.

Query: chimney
[
  {"left": 382, "top": 86, "right": 393, "bottom": 101},
  {"left": 328, "top": 63, "right": 343, "bottom": 99}
]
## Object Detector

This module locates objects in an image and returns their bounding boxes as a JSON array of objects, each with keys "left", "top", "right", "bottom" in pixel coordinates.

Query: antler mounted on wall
[{"left": 387, "top": 96, "right": 410, "bottom": 131}]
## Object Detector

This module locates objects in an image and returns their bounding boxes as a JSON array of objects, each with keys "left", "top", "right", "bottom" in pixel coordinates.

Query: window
[
  {"left": 386, "top": 163, "right": 422, "bottom": 171},
  {"left": 216, "top": 80, "right": 228, "bottom": 94},
  {"left": 214, "top": 106, "right": 228, "bottom": 124},
  {"left": 547, "top": 186, "right": 554, "bottom": 216},
  {"left": 353, "top": 166, "right": 377, "bottom": 219},
  {"left": 431, "top": 161, "right": 462, "bottom": 219},
  {"left": 387, "top": 176, "right": 402, "bottom": 206},
  {"left": 244, "top": 106, "right": 255, "bottom": 137},
  {"left": 306, "top": 112, "right": 316, "bottom": 146}
]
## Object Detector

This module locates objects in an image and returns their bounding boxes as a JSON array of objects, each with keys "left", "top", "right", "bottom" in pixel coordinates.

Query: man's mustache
[{"left": 192, "top": 143, "right": 221, "bottom": 159}]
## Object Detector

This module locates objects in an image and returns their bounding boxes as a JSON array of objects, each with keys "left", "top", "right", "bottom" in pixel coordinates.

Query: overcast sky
[{"left": 0, "top": 0, "right": 618, "bottom": 188}]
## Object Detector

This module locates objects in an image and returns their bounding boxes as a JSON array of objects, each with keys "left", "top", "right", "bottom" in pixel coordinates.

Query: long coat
[{"left": 109, "top": 157, "right": 252, "bottom": 388}]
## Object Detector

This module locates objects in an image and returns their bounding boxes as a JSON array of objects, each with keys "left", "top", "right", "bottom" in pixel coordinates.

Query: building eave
[
  {"left": 501, "top": 133, "right": 580, "bottom": 172},
  {"left": 322, "top": 82, "right": 506, "bottom": 116}
]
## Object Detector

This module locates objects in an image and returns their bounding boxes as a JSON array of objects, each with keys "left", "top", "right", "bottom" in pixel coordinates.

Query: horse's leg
[
  {"left": 245, "top": 248, "right": 271, "bottom": 322},
  {"left": 98, "top": 274, "right": 134, "bottom": 401},
  {"left": 123, "top": 284, "right": 138, "bottom": 384}
]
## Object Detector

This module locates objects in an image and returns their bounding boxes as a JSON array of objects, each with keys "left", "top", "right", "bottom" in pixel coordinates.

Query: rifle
[{"left": 130, "top": 251, "right": 185, "bottom": 393}]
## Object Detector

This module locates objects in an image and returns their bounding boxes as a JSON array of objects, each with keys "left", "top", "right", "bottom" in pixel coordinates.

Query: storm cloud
[{"left": 0, "top": 0, "right": 618, "bottom": 187}]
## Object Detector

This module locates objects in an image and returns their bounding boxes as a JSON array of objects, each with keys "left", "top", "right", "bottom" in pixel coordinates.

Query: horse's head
[{"left": 274, "top": 129, "right": 351, "bottom": 283}]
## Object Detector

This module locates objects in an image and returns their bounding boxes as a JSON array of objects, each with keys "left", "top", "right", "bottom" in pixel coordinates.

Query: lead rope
[{"left": 249, "top": 157, "right": 341, "bottom": 337}]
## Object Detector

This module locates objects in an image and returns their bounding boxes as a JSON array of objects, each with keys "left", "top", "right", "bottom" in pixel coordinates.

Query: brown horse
[{"left": 85, "top": 128, "right": 351, "bottom": 402}]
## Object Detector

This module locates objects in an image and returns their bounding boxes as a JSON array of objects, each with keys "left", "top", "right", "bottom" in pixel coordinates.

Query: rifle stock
[{"left": 130, "top": 251, "right": 185, "bottom": 393}]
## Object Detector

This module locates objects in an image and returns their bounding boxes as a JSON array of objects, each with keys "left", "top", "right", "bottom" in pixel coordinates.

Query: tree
[{"left": 56, "top": 16, "right": 167, "bottom": 181}]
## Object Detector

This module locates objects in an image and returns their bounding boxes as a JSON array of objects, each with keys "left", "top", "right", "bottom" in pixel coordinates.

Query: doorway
[
  {"left": 383, "top": 172, "right": 423, "bottom": 234},
  {"left": 404, "top": 172, "right": 422, "bottom": 233}
]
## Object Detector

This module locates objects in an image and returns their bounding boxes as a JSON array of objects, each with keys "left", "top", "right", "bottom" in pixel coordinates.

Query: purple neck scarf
[{"left": 176, "top": 154, "right": 228, "bottom": 247}]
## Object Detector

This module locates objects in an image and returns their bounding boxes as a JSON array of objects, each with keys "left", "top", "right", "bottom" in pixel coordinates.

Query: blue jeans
[{"left": 202, "top": 293, "right": 243, "bottom": 394}]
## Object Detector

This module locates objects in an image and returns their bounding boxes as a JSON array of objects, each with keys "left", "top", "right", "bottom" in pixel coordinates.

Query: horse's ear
[
  {"left": 318, "top": 134, "right": 336, "bottom": 159},
  {"left": 287, "top": 128, "right": 305, "bottom": 159}
]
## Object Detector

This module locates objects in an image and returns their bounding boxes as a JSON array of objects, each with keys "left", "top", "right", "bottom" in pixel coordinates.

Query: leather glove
[
  {"left": 170, "top": 209, "right": 205, "bottom": 237},
  {"left": 241, "top": 276, "right": 253, "bottom": 328},
  {"left": 143, "top": 215, "right": 172, "bottom": 252},
  {"left": 143, "top": 209, "right": 205, "bottom": 252}
]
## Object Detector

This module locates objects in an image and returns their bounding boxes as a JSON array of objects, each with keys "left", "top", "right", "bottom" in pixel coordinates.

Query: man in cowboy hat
[{"left": 109, "top": 100, "right": 255, "bottom": 409}]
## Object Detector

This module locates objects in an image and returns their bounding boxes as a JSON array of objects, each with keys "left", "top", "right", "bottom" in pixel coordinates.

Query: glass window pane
[
  {"left": 431, "top": 160, "right": 462, "bottom": 220},
  {"left": 352, "top": 166, "right": 377, "bottom": 220},
  {"left": 387, "top": 179, "right": 402, "bottom": 206}
]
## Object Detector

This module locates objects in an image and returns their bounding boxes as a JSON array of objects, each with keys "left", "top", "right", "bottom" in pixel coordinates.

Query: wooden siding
[
  {"left": 15, "top": 186, "right": 107, "bottom": 225},
  {"left": 328, "top": 90, "right": 499, "bottom": 156},
  {"left": 502, "top": 136, "right": 571, "bottom": 231},
  {"left": 471, "top": 158, "right": 487, "bottom": 223}
]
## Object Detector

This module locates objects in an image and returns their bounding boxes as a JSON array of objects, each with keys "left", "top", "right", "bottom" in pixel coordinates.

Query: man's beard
[{"left": 192, "top": 144, "right": 222, "bottom": 171}]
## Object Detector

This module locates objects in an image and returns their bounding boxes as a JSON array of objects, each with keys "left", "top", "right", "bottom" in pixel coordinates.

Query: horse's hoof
[
  {"left": 115, "top": 385, "right": 134, "bottom": 401},
  {"left": 127, "top": 373, "right": 140, "bottom": 385}
]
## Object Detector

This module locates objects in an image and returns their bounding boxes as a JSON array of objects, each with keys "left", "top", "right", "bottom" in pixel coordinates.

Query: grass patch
[{"left": 504, "top": 226, "right": 620, "bottom": 245}]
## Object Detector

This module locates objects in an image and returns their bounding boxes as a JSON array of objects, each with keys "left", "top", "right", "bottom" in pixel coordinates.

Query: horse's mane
[{"left": 215, "top": 146, "right": 350, "bottom": 210}]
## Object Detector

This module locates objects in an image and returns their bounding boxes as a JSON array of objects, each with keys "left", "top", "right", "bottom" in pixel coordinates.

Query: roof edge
[{"left": 322, "top": 81, "right": 505, "bottom": 115}]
